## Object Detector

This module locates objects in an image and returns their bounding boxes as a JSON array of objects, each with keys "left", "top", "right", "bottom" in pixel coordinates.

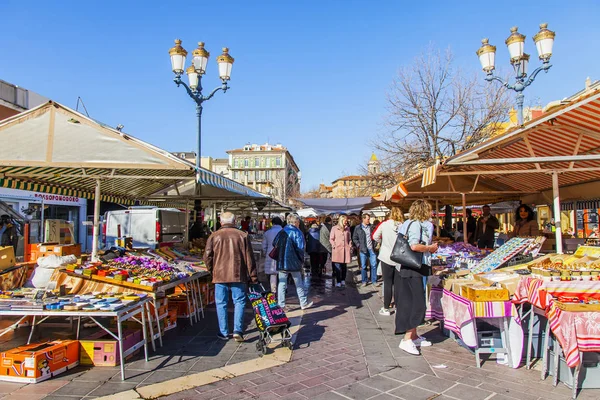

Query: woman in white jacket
[
  {"left": 262, "top": 217, "right": 283, "bottom": 293},
  {"left": 372, "top": 206, "right": 404, "bottom": 316}
]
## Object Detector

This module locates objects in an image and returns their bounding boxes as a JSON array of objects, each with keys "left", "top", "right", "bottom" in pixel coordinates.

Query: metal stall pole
[
  {"left": 462, "top": 193, "right": 467, "bottom": 244},
  {"left": 184, "top": 200, "right": 190, "bottom": 247},
  {"left": 91, "top": 179, "right": 102, "bottom": 261},
  {"left": 552, "top": 172, "right": 563, "bottom": 254},
  {"left": 435, "top": 199, "right": 440, "bottom": 237}
]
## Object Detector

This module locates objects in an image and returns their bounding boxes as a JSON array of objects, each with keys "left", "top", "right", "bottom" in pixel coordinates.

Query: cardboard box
[
  {"left": 0, "top": 247, "right": 16, "bottom": 270},
  {"left": 168, "top": 297, "right": 196, "bottom": 318},
  {"left": 462, "top": 284, "right": 510, "bottom": 302},
  {"left": 442, "top": 278, "right": 471, "bottom": 291},
  {"left": 80, "top": 329, "right": 142, "bottom": 366},
  {"left": 474, "top": 273, "right": 521, "bottom": 296},
  {"left": 0, "top": 340, "right": 79, "bottom": 383},
  {"left": 44, "top": 220, "right": 74, "bottom": 244}
]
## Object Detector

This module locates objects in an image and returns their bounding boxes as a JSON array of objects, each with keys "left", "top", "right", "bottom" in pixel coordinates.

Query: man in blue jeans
[
  {"left": 352, "top": 213, "right": 377, "bottom": 285},
  {"left": 273, "top": 213, "right": 313, "bottom": 310},
  {"left": 204, "top": 212, "right": 258, "bottom": 342}
]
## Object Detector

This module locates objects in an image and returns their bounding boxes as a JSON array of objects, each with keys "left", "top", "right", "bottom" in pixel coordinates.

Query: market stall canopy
[
  {"left": 393, "top": 88, "right": 600, "bottom": 206},
  {"left": 220, "top": 199, "right": 292, "bottom": 214},
  {"left": 443, "top": 88, "right": 600, "bottom": 205},
  {"left": 297, "top": 208, "right": 318, "bottom": 218},
  {"left": 297, "top": 197, "right": 373, "bottom": 215},
  {"left": 0, "top": 101, "right": 265, "bottom": 205}
]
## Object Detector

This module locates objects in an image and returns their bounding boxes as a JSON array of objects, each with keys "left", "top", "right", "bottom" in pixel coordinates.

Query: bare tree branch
[{"left": 373, "top": 45, "right": 511, "bottom": 179}]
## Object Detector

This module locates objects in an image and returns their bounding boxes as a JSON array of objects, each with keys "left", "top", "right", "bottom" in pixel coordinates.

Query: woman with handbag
[
  {"left": 372, "top": 206, "right": 404, "bottom": 316},
  {"left": 393, "top": 199, "right": 438, "bottom": 355},
  {"left": 329, "top": 214, "right": 351, "bottom": 287}
]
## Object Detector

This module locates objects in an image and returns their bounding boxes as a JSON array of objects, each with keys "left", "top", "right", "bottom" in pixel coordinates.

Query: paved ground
[
  {"left": 154, "top": 264, "right": 600, "bottom": 400},
  {"left": 1, "top": 263, "right": 599, "bottom": 399}
]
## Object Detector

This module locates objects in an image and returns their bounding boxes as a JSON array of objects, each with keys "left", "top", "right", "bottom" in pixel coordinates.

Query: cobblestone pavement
[{"left": 156, "top": 264, "right": 600, "bottom": 400}]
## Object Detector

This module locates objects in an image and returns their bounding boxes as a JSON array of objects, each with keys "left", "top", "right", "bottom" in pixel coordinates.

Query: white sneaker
[
  {"left": 413, "top": 336, "right": 432, "bottom": 347},
  {"left": 379, "top": 307, "right": 391, "bottom": 316},
  {"left": 399, "top": 339, "right": 420, "bottom": 355},
  {"left": 301, "top": 301, "right": 314, "bottom": 310},
  {"left": 340, "top": 281, "right": 346, "bottom": 287},
  {"left": 336, "top": 282, "right": 342, "bottom": 288}
]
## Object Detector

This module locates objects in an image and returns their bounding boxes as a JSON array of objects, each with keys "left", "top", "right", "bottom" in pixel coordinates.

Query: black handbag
[{"left": 389, "top": 221, "right": 423, "bottom": 271}]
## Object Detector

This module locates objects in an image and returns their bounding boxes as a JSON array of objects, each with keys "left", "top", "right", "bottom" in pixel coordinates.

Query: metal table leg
[
  {"left": 147, "top": 298, "right": 157, "bottom": 352},
  {"left": 571, "top": 352, "right": 582, "bottom": 400},
  {"left": 153, "top": 298, "right": 163, "bottom": 347},
  {"left": 141, "top": 303, "right": 149, "bottom": 362},
  {"left": 184, "top": 283, "right": 193, "bottom": 326},
  {"left": 502, "top": 317, "right": 513, "bottom": 368},
  {"left": 76, "top": 316, "right": 81, "bottom": 339},
  {"left": 195, "top": 278, "right": 205, "bottom": 319},
  {"left": 188, "top": 281, "right": 198, "bottom": 324},
  {"left": 27, "top": 316, "right": 37, "bottom": 344},
  {"left": 526, "top": 307, "right": 534, "bottom": 369},
  {"left": 541, "top": 320, "right": 551, "bottom": 380},
  {"left": 117, "top": 315, "right": 126, "bottom": 381},
  {"left": 553, "top": 337, "right": 560, "bottom": 386}
]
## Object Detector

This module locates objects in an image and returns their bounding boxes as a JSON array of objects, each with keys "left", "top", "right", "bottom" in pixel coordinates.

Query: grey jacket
[{"left": 319, "top": 223, "right": 332, "bottom": 253}]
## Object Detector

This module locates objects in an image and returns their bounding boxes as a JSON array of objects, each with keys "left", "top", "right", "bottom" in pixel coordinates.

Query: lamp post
[
  {"left": 168, "top": 39, "right": 234, "bottom": 195},
  {"left": 477, "top": 24, "right": 556, "bottom": 126}
]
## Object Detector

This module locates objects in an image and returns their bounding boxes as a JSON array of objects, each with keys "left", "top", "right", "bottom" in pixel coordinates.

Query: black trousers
[
  {"left": 309, "top": 252, "right": 325, "bottom": 275},
  {"left": 333, "top": 262, "right": 347, "bottom": 283},
  {"left": 381, "top": 261, "right": 395, "bottom": 309}
]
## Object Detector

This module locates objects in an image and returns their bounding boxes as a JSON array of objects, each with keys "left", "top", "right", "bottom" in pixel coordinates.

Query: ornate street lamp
[
  {"left": 477, "top": 24, "right": 556, "bottom": 125},
  {"left": 168, "top": 39, "right": 235, "bottom": 192}
]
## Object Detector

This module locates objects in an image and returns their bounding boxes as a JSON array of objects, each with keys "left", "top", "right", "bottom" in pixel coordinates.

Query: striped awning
[
  {"left": 0, "top": 101, "right": 266, "bottom": 205},
  {"left": 443, "top": 89, "right": 600, "bottom": 194},
  {"left": 384, "top": 88, "right": 600, "bottom": 206}
]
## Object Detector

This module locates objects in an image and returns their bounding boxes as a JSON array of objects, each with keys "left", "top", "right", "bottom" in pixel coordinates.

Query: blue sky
[{"left": 1, "top": 1, "right": 598, "bottom": 191}]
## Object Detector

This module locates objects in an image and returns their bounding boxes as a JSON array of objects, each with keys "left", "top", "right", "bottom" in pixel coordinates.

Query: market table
[
  {"left": 514, "top": 276, "right": 600, "bottom": 310},
  {"left": 428, "top": 286, "right": 523, "bottom": 368},
  {"left": 514, "top": 277, "right": 600, "bottom": 367},
  {"left": 48, "top": 269, "right": 209, "bottom": 350},
  {"left": 0, "top": 297, "right": 151, "bottom": 381}
]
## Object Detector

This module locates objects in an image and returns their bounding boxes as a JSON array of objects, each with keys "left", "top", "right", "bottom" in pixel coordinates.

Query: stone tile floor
[
  {"left": 154, "top": 265, "right": 600, "bottom": 400},
  {"left": 0, "top": 306, "right": 270, "bottom": 399},
  {"left": 2, "top": 264, "right": 600, "bottom": 399}
]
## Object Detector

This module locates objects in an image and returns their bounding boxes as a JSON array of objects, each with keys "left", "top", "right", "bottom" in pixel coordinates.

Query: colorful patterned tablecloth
[
  {"left": 514, "top": 277, "right": 600, "bottom": 367},
  {"left": 427, "top": 286, "right": 523, "bottom": 368},
  {"left": 514, "top": 276, "right": 600, "bottom": 309}
]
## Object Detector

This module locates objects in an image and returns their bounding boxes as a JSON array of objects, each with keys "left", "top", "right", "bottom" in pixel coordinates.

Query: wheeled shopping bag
[{"left": 248, "top": 288, "right": 292, "bottom": 355}]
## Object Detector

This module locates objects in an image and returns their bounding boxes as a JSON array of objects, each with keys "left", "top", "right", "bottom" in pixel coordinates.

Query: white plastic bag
[{"left": 28, "top": 254, "right": 77, "bottom": 288}]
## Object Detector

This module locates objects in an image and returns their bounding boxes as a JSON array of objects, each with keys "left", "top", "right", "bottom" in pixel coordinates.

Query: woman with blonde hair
[
  {"left": 329, "top": 214, "right": 351, "bottom": 287},
  {"left": 373, "top": 206, "right": 404, "bottom": 316},
  {"left": 395, "top": 199, "right": 437, "bottom": 355}
]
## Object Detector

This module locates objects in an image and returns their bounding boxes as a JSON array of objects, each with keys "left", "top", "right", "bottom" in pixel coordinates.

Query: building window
[
  {"left": 266, "top": 170, "right": 271, "bottom": 180},
  {"left": 276, "top": 157, "right": 281, "bottom": 167},
  {"left": 254, "top": 157, "right": 259, "bottom": 167},
  {"left": 244, "top": 171, "right": 248, "bottom": 177},
  {"left": 244, "top": 159, "right": 249, "bottom": 168},
  {"left": 255, "top": 171, "right": 260, "bottom": 181},
  {"left": 233, "top": 159, "right": 239, "bottom": 168},
  {"left": 233, "top": 171, "right": 239, "bottom": 179}
]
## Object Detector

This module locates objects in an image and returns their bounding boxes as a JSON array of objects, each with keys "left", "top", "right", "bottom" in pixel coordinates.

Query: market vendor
[
  {"left": 0, "top": 215, "right": 18, "bottom": 250},
  {"left": 510, "top": 204, "right": 540, "bottom": 238},
  {"left": 474, "top": 205, "right": 499, "bottom": 249}
]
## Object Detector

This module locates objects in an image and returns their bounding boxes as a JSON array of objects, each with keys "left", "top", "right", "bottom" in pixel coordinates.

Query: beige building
[
  {"left": 172, "top": 153, "right": 230, "bottom": 179},
  {"left": 227, "top": 143, "right": 300, "bottom": 204},
  {"left": 320, "top": 154, "right": 382, "bottom": 198}
]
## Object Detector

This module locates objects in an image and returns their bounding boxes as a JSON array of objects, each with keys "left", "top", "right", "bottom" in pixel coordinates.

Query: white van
[{"left": 102, "top": 207, "right": 186, "bottom": 249}]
